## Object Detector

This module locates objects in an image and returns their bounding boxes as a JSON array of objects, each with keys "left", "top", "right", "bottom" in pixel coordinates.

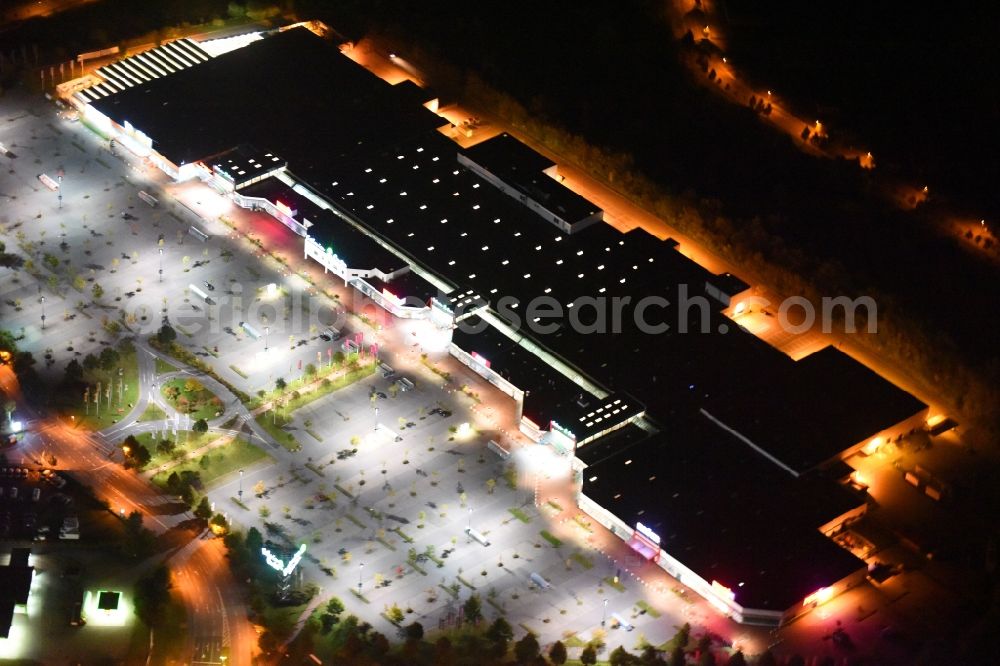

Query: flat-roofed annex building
[
  {"left": 0, "top": 548, "right": 34, "bottom": 639},
  {"left": 458, "top": 132, "right": 604, "bottom": 234},
  {"left": 576, "top": 419, "right": 868, "bottom": 626}
]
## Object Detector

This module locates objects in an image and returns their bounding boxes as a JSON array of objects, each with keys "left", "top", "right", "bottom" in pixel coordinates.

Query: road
[
  {"left": 171, "top": 532, "right": 256, "bottom": 666},
  {"left": 8, "top": 342, "right": 258, "bottom": 666}
]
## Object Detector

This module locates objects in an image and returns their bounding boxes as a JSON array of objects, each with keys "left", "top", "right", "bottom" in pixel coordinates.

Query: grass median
[
  {"left": 134, "top": 430, "right": 219, "bottom": 471},
  {"left": 255, "top": 362, "right": 376, "bottom": 451},
  {"left": 151, "top": 437, "right": 272, "bottom": 490}
]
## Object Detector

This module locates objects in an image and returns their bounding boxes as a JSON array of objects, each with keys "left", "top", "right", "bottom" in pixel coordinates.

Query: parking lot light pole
[
  {"left": 468, "top": 506, "right": 472, "bottom": 530},
  {"left": 602, "top": 598, "right": 608, "bottom": 627},
  {"left": 158, "top": 248, "right": 163, "bottom": 282},
  {"left": 238, "top": 469, "right": 244, "bottom": 500},
  {"left": 40, "top": 296, "right": 46, "bottom": 330},
  {"left": 264, "top": 326, "right": 270, "bottom": 352},
  {"left": 358, "top": 562, "right": 364, "bottom": 596}
]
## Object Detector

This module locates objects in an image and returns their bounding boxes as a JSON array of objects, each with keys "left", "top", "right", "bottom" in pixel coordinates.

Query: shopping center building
[{"left": 61, "top": 23, "right": 929, "bottom": 626}]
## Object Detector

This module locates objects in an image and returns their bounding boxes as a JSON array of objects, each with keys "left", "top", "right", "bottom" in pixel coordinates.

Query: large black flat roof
[
  {"left": 703, "top": 346, "right": 927, "bottom": 473},
  {"left": 581, "top": 416, "right": 865, "bottom": 612},
  {"left": 92, "top": 27, "right": 444, "bottom": 166},
  {"left": 461, "top": 133, "right": 602, "bottom": 223},
  {"left": 319, "top": 130, "right": 925, "bottom": 471}
]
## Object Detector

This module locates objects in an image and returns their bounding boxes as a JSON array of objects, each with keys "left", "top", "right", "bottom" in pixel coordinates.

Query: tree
[
  {"left": 549, "top": 640, "right": 568, "bottom": 665},
  {"left": 133, "top": 565, "right": 171, "bottom": 626},
  {"left": 326, "top": 597, "right": 345, "bottom": 617},
  {"left": 698, "top": 650, "right": 715, "bottom": 666},
  {"left": 195, "top": 496, "right": 212, "bottom": 520},
  {"left": 245, "top": 526, "right": 263, "bottom": 554},
  {"left": 726, "top": 651, "right": 746, "bottom": 666},
  {"left": 641, "top": 645, "right": 665, "bottom": 665},
  {"left": 193, "top": 418, "right": 208, "bottom": 433},
  {"left": 209, "top": 513, "right": 229, "bottom": 533},
  {"left": 486, "top": 616, "right": 513, "bottom": 657},
  {"left": 99, "top": 346, "right": 120, "bottom": 372},
  {"left": 157, "top": 323, "right": 176, "bottom": 344},
  {"left": 610, "top": 646, "right": 638, "bottom": 665},
  {"left": 183, "top": 378, "right": 200, "bottom": 393},
  {"left": 91, "top": 283, "right": 104, "bottom": 300},
  {"left": 320, "top": 612, "right": 338, "bottom": 634},
  {"left": 199, "top": 454, "right": 211, "bottom": 470},
  {"left": 166, "top": 471, "right": 181, "bottom": 493},
  {"left": 122, "top": 510, "right": 153, "bottom": 558},
  {"left": 122, "top": 436, "right": 150, "bottom": 469},
  {"left": 274, "top": 377, "right": 287, "bottom": 391},
  {"left": 669, "top": 647, "right": 686, "bottom": 666},
  {"left": 514, "top": 632, "right": 540, "bottom": 663},
  {"left": 433, "top": 636, "right": 456, "bottom": 666},
  {"left": 64, "top": 358, "right": 83, "bottom": 382},
  {"left": 253, "top": 480, "right": 266, "bottom": 496},
  {"left": 332, "top": 350, "right": 345, "bottom": 365},
  {"left": 581, "top": 645, "right": 598, "bottom": 666},
  {"left": 387, "top": 602, "right": 405, "bottom": 624},
  {"left": 404, "top": 621, "right": 424, "bottom": 642},
  {"left": 675, "top": 623, "right": 691, "bottom": 650},
  {"left": 82, "top": 353, "right": 99, "bottom": 373},
  {"left": 755, "top": 651, "right": 777, "bottom": 666},
  {"left": 259, "top": 630, "right": 279, "bottom": 655},
  {"left": 156, "top": 439, "right": 175, "bottom": 455},
  {"left": 304, "top": 362, "right": 317, "bottom": 376},
  {"left": 462, "top": 594, "right": 482, "bottom": 625}
]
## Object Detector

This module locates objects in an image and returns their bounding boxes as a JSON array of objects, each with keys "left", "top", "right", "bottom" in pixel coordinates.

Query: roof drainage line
[
  {"left": 281, "top": 172, "right": 456, "bottom": 295},
  {"left": 478, "top": 309, "right": 610, "bottom": 400},
  {"left": 699, "top": 408, "right": 800, "bottom": 478}
]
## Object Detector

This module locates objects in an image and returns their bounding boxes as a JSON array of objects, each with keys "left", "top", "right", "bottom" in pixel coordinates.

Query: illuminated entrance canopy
[
  {"left": 635, "top": 521, "right": 660, "bottom": 545},
  {"left": 262, "top": 543, "right": 307, "bottom": 577}
]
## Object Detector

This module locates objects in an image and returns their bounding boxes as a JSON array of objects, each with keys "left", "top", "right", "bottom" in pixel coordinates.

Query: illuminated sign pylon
[{"left": 261, "top": 543, "right": 307, "bottom": 577}]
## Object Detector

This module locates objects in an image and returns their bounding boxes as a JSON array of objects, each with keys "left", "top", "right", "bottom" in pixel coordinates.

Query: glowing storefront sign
[
  {"left": 261, "top": 543, "right": 307, "bottom": 577},
  {"left": 803, "top": 586, "right": 834, "bottom": 606},
  {"left": 275, "top": 200, "right": 294, "bottom": 217},
  {"left": 550, "top": 420, "right": 576, "bottom": 442},
  {"left": 635, "top": 521, "right": 660, "bottom": 545},
  {"left": 711, "top": 580, "right": 736, "bottom": 601},
  {"left": 382, "top": 288, "right": 404, "bottom": 306}
]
